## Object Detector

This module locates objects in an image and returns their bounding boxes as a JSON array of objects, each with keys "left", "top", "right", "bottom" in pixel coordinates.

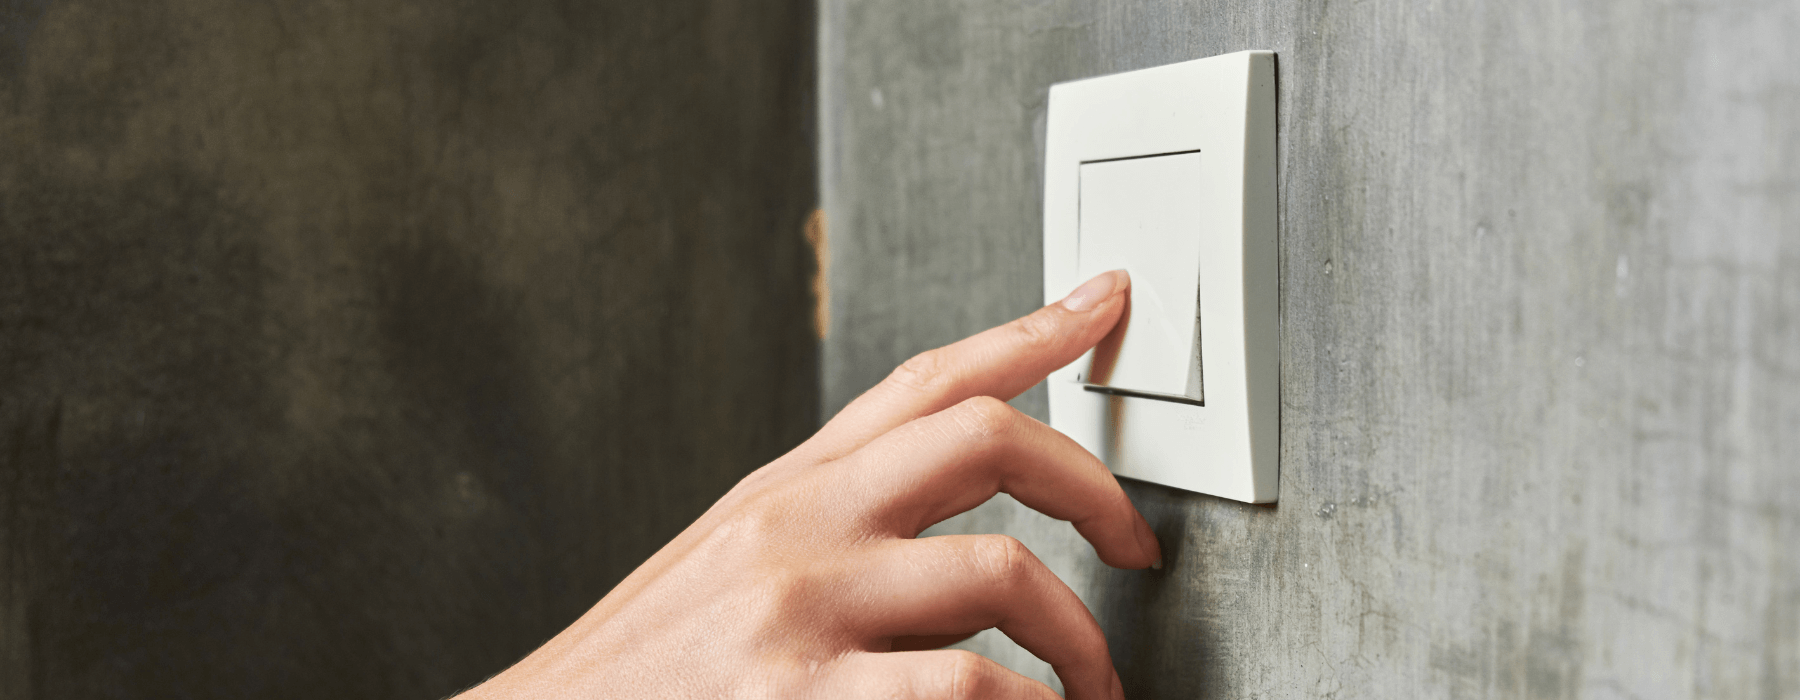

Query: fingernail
[{"left": 1061, "top": 269, "right": 1127, "bottom": 312}]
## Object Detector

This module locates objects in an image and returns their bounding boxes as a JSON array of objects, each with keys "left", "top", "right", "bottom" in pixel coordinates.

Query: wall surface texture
[
  {"left": 0, "top": 1, "right": 816, "bottom": 698},
  {"left": 820, "top": 1, "right": 1798, "bottom": 698}
]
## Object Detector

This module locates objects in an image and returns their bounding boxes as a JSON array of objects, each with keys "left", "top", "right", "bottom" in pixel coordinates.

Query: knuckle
[
  {"left": 949, "top": 396, "right": 1015, "bottom": 442},
  {"left": 761, "top": 569, "right": 829, "bottom": 622},
  {"left": 940, "top": 650, "right": 993, "bottom": 700},
  {"left": 729, "top": 563, "right": 835, "bottom": 639},
  {"left": 969, "top": 534, "right": 1035, "bottom": 588},
  {"left": 887, "top": 348, "right": 951, "bottom": 393},
  {"left": 1007, "top": 309, "right": 1062, "bottom": 351},
  {"left": 709, "top": 491, "right": 795, "bottom": 550}
]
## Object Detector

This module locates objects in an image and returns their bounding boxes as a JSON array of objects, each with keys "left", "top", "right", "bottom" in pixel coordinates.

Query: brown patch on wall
[{"left": 806, "top": 208, "right": 829, "bottom": 339}]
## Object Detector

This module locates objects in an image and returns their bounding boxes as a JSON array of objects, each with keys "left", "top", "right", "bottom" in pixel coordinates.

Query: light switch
[
  {"left": 1076, "top": 152, "right": 1205, "bottom": 403},
  {"left": 1042, "top": 50, "right": 1279, "bottom": 503}
]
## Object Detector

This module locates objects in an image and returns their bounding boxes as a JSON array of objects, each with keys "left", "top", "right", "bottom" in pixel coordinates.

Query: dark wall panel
[{"left": 0, "top": 1, "right": 816, "bottom": 697}]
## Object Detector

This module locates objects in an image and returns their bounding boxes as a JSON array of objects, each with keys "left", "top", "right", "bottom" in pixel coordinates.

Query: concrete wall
[
  {"left": 0, "top": 1, "right": 815, "bottom": 698},
  {"left": 820, "top": 1, "right": 1798, "bottom": 697}
]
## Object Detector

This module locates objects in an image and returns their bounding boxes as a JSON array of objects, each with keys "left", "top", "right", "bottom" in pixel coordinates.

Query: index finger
[{"left": 803, "top": 270, "right": 1129, "bottom": 463}]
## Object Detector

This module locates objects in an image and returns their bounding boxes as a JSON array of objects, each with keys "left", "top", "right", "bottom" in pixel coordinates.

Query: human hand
[{"left": 461, "top": 270, "right": 1156, "bottom": 700}]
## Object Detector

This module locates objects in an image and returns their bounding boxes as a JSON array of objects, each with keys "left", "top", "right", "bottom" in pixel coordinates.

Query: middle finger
[{"left": 828, "top": 395, "right": 1159, "bottom": 570}]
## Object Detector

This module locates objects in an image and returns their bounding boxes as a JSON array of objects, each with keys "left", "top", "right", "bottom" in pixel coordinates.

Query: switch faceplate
[{"left": 1043, "top": 51, "right": 1279, "bottom": 503}]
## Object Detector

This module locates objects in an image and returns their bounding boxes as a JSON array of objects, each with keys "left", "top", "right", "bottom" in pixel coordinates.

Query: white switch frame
[{"left": 1043, "top": 50, "right": 1279, "bottom": 503}]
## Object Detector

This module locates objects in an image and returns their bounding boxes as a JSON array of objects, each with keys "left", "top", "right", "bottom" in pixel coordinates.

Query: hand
[{"left": 461, "top": 270, "right": 1156, "bottom": 700}]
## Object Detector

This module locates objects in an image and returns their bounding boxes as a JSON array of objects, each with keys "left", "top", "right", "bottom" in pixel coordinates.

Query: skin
[{"left": 461, "top": 270, "right": 1156, "bottom": 700}]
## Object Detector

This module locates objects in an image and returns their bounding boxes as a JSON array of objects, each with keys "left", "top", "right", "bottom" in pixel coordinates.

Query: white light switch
[
  {"left": 1043, "top": 50, "right": 1279, "bottom": 504},
  {"left": 1076, "top": 152, "right": 1206, "bottom": 403}
]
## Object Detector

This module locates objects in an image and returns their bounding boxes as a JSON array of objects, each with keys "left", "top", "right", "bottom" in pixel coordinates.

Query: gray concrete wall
[
  {"left": 820, "top": 1, "right": 1798, "bottom": 697},
  {"left": 0, "top": 1, "right": 815, "bottom": 698}
]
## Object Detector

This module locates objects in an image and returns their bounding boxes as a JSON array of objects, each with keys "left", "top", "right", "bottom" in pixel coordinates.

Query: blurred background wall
[
  {"left": 6, "top": 0, "right": 1799, "bottom": 698},
  {"left": 819, "top": 1, "right": 1799, "bottom": 698},
  {"left": 0, "top": 1, "right": 816, "bottom": 697}
]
